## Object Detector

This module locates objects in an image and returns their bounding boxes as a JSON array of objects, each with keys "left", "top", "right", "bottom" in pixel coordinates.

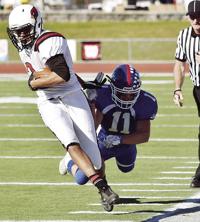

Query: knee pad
[
  {"left": 75, "top": 169, "right": 89, "bottom": 185},
  {"left": 117, "top": 163, "right": 135, "bottom": 173}
]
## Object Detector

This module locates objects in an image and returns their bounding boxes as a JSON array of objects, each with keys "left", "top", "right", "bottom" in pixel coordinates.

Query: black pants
[{"left": 193, "top": 86, "right": 200, "bottom": 177}]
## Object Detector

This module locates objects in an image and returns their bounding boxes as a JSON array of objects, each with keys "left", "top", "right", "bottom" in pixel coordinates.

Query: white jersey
[
  {"left": 19, "top": 30, "right": 81, "bottom": 101},
  {"left": 18, "top": 30, "right": 102, "bottom": 169}
]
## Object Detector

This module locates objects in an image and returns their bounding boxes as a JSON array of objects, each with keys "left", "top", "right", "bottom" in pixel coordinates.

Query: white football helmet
[{"left": 7, "top": 4, "right": 43, "bottom": 51}]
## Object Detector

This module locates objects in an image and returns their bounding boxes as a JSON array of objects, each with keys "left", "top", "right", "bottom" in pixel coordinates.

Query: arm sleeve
[
  {"left": 46, "top": 54, "right": 70, "bottom": 81},
  {"left": 137, "top": 93, "right": 158, "bottom": 120}
]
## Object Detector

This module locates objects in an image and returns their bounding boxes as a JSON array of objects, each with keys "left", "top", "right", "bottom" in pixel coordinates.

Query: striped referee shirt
[{"left": 175, "top": 26, "right": 200, "bottom": 86}]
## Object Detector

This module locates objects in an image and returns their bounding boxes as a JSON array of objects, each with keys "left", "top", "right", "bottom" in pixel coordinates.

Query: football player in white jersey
[{"left": 7, "top": 4, "right": 119, "bottom": 211}]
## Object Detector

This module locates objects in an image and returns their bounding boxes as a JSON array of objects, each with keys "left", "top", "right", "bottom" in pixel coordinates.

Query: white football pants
[{"left": 37, "top": 89, "right": 102, "bottom": 170}]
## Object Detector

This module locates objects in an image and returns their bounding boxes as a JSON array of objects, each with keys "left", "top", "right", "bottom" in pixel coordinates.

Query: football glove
[
  {"left": 83, "top": 72, "right": 106, "bottom": 89},
  {"left": 103, "top": 135, "right": 122, "bottom": 148},
  {"left": 85, "top": 89, "right": 97, "bottom": 101}
]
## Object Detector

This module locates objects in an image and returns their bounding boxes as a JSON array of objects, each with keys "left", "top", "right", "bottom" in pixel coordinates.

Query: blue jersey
[{"left": 94, "top": 85, "right": 158, "bottom": 136}]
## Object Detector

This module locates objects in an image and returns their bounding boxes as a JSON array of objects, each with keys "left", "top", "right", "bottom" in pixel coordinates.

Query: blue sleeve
[
  {"left": 94, "top": 86, "right": 110, "bottom": 112},
  {"left": 136, "top": 92, "right": 158, "bottom": 120}
]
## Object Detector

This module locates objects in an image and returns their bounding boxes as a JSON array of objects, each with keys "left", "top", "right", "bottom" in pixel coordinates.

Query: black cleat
[
  {"left": 191, "top": 176, "right": 200, "bottom": 188},
  {"left": 99, "top": 186, "right": 119, "bottom": 211}
]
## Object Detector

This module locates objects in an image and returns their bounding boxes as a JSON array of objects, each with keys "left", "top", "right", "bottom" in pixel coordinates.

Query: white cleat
[{"left": 59, "top": 153, "right": 72, "bottom": 175}]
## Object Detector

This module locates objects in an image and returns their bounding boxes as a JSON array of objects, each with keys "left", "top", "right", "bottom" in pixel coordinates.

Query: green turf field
[{"left": 0, "top": 74, "right": 199, "bottom": 221}]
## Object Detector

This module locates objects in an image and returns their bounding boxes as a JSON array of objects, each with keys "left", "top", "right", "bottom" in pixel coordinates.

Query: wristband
[{"left": 173, "top": 89, "right": 181, "bottom": 95}]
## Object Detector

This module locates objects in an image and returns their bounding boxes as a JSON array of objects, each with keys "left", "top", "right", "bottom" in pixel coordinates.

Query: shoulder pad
[{"left": 34, "top": 32, "right": 65, "bottom": 52}]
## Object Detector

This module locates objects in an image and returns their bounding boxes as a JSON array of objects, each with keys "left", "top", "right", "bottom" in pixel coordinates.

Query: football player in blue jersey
[{"left": 59, "top": 63, "right": 158, "bottom": 188}]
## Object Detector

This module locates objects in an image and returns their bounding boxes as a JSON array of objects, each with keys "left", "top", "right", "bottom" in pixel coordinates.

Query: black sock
[{"left": 89, "top": 173, "right": 108, "bottom": 190}]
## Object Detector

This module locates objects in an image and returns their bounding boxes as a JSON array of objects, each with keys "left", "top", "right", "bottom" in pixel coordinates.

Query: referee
[{"left": 173, "top": 0, "right": 200, "bottom": 187}]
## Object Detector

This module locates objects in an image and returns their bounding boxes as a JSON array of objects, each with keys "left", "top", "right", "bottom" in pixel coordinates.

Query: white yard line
[
  {"left": 68, "top": 211, "right": 152, "bottom": 215},
  {"left": 160, "top": 172, "right": 194, "bottom": 174},
  {"left": 0, "top": 105, "right": 36, "bottom": 109},
  {"left": 0, "top": 124, "right": 44, "bottom": 127},
  {"left": 0, "top": 138, "right": 57, "bottom": 141},
  {"left": 0, "top": 155, "right": 196, "bottom": 160},
  {"left": 186, "top": 161, "right": 200, "bottom": 163},
  {"left": 0, "top": 182, "right": 189, "bottom": 186},
  {"left": 89, "top": 203, "right": 165, "bottom": 206},
  {"left": 0, "top": 156, "right": 63, "bottom": 159},
  {"left": 143, "top": 80, "right": 173, "bottom": 84},
  {"left": 0, "top": 138, "right": 198, "bottom": 142},
  {"left": 160, "top": 192, "right": 200, "bottom": 222},
  {"left": 167, "top": 192, "right": 200, "bottom": 211},
  {"left": 155, "top": 177, "right": 191, "bottom": 180},
  {"left": 157, "top": 105, "right": 196, "bottom": 109},
  {"left": 118, "top": 196, "right": 184, "bottom": 199},
  {"left": 121, "top": 189, "right": 192, "bottom": 192},
  {"left": 173, "top": 167, "right": 197, "bottom": 169},
  {"left": 153, "top": 125, "right": 198, "bottom": 128},
  {"left": 150, "top": 138, "right": 198, "bottom": 142},
  {"left": 157, "top": 114, "right": 195, "bottom": 117},
  {"left": 144, "top": 192, "right": 200, "bottom": 222},
  {"left": 0, "top": 97, "right": 37, "bottom": 104},
  {"left": 0, "top": 114, "right": 38, "bottom": 117},
  {"left": 0, "top": 220, "right": 132, "bottom": 222},
  {"left": 0, "top": 182, "right": 77, "bottom": 186},
  {"left": 0, "top": 105, "right": 196, "bottom": 109},
  {"left": 0, "top": 123, "right": 198, "bottom": 128},
  {"left": 138, "top": 156, "right": 196, "bottom": 160},
  {"left": 0, "top": 113, "right": 196, "bottom": 117}
]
